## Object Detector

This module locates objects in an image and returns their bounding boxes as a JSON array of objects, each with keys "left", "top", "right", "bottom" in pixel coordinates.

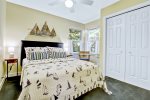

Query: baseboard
[
  {"left": 106, "top": 76, "right": 150, "bottom": 91},
  {"left": 0, "top": 77, "right": 6, "bottom": 91}
]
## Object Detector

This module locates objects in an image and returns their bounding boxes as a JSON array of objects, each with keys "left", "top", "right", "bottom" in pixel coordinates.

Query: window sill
[{"left": 71, "top": 52, "right": 79, "bottom": 55}]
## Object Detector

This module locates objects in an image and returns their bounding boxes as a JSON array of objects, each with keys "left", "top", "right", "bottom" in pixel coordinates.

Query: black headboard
[{"left": 20, "top": 40, "right": 63, "bottom": 66}]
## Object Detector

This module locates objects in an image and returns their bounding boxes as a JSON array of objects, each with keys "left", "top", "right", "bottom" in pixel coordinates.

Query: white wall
[
  {"left": 85, "top": 19, "right": 100, "bottom": 30},
  {"left": 5, "top": 2, "right": 85, "bottom": 59},
  {"left": 0, "top": 0, "right": 6, "bottom": 81}
]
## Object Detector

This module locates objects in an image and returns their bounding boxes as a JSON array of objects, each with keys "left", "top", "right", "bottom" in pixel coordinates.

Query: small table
[{"left": 5, "top": 58, "right": 18, "bottom": 79}]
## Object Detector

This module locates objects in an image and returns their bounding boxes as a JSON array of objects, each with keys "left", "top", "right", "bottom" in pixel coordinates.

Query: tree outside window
[
  {"left": 69, "top": 29, "right": 81, "bottom": 53},
  {"left": 72, "top": 41, "right": 80, "bottom": 52},
  {"left": 87, "top": 28, "right": 99, "bottom": 54}
]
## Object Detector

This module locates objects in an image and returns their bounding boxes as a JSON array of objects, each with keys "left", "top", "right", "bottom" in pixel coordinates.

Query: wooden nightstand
[{"left": 5, "top": 58, "right": 18, "bottom": 79}]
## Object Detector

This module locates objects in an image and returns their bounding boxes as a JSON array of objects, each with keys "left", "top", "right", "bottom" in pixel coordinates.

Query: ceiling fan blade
[
  {"left": 48, "top": 0, "right": 64, "bottom": 6},
  {"left": 48, "top": 1, "right": 59, "bottom": 6},
  {"left": 80, "top": 0, "right": 94, "bottom": 5}
]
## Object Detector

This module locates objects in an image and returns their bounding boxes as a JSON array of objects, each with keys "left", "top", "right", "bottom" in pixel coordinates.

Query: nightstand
[{"left": 5, "top": 58, "right": 18, "bottom": 79}]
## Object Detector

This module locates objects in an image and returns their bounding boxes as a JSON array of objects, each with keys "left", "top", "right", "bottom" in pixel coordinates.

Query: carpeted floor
[{"left": 0, "top": 76, "right": 150, "bottom": 100}]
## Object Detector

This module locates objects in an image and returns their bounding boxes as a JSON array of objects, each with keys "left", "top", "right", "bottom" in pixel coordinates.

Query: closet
[{"left": 106, "top": 5, "right": 150, "bottom": 90}]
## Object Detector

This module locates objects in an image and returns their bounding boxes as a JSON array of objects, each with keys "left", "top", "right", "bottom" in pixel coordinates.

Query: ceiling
[{"left": 7, "top": 0, "right": 120, "bottom": 24}]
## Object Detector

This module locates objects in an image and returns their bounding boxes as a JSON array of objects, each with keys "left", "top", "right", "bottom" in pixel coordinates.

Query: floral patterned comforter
[{"left": 18, "top": 58, "right": 109, "bottom": 100}]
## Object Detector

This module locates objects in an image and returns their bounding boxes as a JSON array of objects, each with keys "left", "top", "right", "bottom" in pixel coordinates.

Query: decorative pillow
[
  {"left": 47, "top": 47, "right": 55, "bottom": 58},
  {"left": 25, "top": 47, "right": 66, "bottom": 60},
  {"left": 25, "top": 47, "right": 49, "bottom": 60},
  {"left": 47, "top": 47, "right": 66, "bottom": 58}
]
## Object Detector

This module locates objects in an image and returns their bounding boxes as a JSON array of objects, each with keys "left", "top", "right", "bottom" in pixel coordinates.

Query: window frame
[{"left": 86, "top": 28, "right": 100, "bottom": 54}]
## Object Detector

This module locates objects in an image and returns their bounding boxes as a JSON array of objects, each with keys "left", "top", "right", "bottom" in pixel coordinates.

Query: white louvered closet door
[
  {"left": 125, "top": 6, "right": 150, "bottom": 90},
  {"left": 106, "top": 14, "right": 126, "bottom": 81}
]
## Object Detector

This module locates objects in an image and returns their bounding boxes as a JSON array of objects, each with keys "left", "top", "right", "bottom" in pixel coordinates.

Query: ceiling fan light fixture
[{"left": 65, "top": 0, "right": 73, "bottom": 8}]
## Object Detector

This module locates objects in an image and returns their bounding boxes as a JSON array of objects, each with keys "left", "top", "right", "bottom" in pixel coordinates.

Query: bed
[{"left": 18, "top": 40, "right": 111, "bottom": 100}]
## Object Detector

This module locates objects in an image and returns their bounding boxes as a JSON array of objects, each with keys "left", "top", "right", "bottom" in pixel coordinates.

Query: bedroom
[{"left": 0, "top": 0, "right": 150, "bottom": 100}]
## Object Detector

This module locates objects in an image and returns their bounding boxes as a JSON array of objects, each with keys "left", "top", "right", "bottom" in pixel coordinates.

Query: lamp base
[{"left": 9, "top": 53, "right": 14, "bottom": 58}]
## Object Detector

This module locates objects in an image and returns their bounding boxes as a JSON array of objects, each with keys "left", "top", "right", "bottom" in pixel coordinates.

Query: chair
[{"left": 79, "top": 51, "right": 90, "bottom": 61}]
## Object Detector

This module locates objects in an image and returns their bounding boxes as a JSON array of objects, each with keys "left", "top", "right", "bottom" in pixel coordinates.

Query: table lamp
[{"left": 8, "top": 47, "right": 15, "bottom": 58}]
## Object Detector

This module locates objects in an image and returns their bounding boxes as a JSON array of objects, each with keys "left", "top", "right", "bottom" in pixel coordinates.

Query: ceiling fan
[{"left": 48, "top": 0, "right": 94, "bottom": 13}]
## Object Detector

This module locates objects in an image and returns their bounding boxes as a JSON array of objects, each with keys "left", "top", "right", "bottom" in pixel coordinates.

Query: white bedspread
[{"left": 18, "top": 58, "right": 109, "bottom": 100}]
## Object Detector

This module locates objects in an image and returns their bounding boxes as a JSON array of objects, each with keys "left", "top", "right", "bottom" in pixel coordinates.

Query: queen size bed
[{"left": 18, "top": 40, "right": 111, "bottom": 100}]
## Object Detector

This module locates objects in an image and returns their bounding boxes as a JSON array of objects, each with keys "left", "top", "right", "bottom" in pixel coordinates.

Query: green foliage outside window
[
  {"left": 69, "top": 29, "right": 81, "bottom": 40},
  {"left": 72, "top": 41, "right": 80, "bottom": 52},
  {"left": 88, "top": 29, "right": 99, "bottom": 54},
  {"left": 69, "top": 28, "right": 81, "bottom": 52}
]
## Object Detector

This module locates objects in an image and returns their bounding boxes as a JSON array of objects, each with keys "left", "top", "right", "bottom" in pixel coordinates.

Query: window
[
  {"left": 87, "top": 28, "right": 99, "bottom": 54},
  {"left": 69, "top": 29, "right": 81, "bottom": 53},
  {"left": 72, "top": 41, "right": 80, "bottom": 52}
]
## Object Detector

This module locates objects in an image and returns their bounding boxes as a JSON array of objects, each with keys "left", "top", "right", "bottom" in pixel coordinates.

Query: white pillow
[{"left": 25, "top": 47, "right": 48, "bottom": 60}]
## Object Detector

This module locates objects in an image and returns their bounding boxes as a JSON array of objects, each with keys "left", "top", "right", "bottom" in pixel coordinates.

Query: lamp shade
[{"left": 8, "top": 47, "right": 15, "bottom": 53}]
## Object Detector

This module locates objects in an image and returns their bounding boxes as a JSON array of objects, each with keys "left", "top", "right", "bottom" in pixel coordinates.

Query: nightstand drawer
[{"left": 6, "top": 59, "right": 18, "bottom": 63}]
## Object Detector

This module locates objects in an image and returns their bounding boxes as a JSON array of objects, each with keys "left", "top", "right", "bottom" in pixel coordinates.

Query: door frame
[{"left": 103, "top": 1, "right": 150, "bottom": 76}]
